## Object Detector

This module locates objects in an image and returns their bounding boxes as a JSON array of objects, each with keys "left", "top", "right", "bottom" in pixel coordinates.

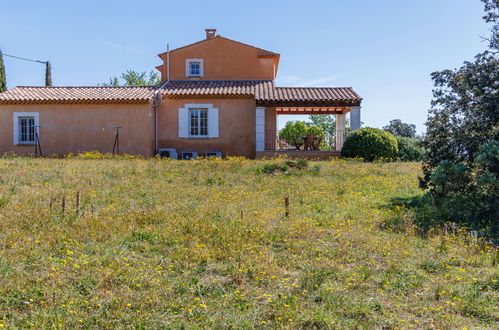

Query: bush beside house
[{"left": 341, "top": 127, "right": 398, "bottom": 161}]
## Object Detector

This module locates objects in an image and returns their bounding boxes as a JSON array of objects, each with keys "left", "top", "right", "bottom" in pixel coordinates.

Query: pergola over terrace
[{"left": 255, "top": 85, "right": 362, "bottom": 155}]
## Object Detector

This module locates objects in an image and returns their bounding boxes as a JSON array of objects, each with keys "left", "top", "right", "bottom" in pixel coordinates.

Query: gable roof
[
  {"left": 0, "top": 81, "right": 362, "bottom": 107},
  {"left": 157, "top": 35, "right": 279, "bottom": 58},
  {"left": 0, "top": 86, "right": 156, "bottom": 104}
]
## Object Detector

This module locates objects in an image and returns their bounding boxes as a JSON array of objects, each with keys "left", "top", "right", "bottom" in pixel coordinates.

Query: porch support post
[
  {"left": 336, "top": 113, "right": 346, "bottom": 152},
  {"left": 350, "top": 106, "right": 361, "bottom": 131},
  {"left": 256, "top": 107, "right": 265, "bottom": 151}
]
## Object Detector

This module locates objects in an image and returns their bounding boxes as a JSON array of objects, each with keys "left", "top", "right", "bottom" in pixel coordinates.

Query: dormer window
[{"left": 186, "top": 59, "right": 204, "bottom": 77}]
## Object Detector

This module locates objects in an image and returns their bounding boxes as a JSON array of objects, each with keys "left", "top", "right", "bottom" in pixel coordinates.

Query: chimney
[{"left": 205, "top": 29, "right": 217, "bottom": 40}]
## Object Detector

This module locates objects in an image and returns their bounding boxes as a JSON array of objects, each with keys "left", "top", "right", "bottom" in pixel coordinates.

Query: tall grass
[{"left": 0, "top": 156, "right": 496, "bottom": 328}]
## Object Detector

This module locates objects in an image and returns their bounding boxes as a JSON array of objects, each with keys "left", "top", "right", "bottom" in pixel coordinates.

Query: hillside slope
[{"left": 0, "top": 157, "right": 497, "bottom": 328}]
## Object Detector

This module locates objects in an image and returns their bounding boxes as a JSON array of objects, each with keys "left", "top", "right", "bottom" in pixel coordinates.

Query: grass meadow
[{"left": 0, "top": 155, "right": 497, "bottom": 328}]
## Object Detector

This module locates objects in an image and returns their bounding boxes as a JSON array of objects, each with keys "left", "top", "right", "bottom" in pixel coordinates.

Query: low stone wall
[{"left": 255, "top": 150, "right": 340, "bottom": 160}]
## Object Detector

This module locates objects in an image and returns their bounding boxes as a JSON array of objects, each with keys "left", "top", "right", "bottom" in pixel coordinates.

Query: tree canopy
[
  {"left": 418, "top": 0, "right": 499, "bottom": 239},
  {"left": 383, "top": 119, "right": 416, "bottom": 138},
  {"left": 102, "top": 70, "right": 160, "bottom": 86}
]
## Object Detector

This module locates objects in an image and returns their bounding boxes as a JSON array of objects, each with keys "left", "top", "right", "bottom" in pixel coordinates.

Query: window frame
[
  {"left": 188, "top": 108, "right": 209, "bottom": 138},
  {"left": 13, "top": 112, "right": 39, "bottom": 146},
  {"left": 185, "top": 58, "right": 204, "bottom": 77}
]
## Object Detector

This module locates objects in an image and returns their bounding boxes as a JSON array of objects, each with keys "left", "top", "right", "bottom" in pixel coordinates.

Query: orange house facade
[{"left": 0, "top": 29, "right": 362, "bottom": 159}]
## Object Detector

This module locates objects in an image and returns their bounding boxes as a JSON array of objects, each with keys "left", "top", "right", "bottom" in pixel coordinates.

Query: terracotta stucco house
[{"left": 0, "top": 29, "right": 362, "bottom": 159}]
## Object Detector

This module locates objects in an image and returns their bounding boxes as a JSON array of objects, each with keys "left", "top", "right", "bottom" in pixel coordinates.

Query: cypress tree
[
  {"left": 45, "top": 61, "right": 52, "bottom": 86},
  {"left": 0, "top": 49, "right": 6, "bottom": 93}
]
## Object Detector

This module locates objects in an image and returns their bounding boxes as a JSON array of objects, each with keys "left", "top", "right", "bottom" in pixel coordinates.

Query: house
[{"left": 0, "top": 29, "right": 362, "bottom": 159}]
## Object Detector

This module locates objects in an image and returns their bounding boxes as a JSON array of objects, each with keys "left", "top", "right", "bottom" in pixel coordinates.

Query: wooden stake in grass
[
  {"left": 61, "top": 196, "right": 66, "bottom": 214},
  {"left": 75, "top": 190, "right": 80, "bottom": 214},
  {"left": 284, "top": 195, "right": 290, "bottom": 217},
  {"left": 240, "top": 208, "right": 244, "bottom": 221}
]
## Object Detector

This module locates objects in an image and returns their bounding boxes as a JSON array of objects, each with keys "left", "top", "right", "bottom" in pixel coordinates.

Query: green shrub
[
  {"left": 279, "top": 121, "right": 308, "bottom": 149},
  {"left": 261, "top": 163, "right": 288, "bottom": 174},
  {"left": 396, "top": 136, "right": 425, "bottom": 161},
  {"left": 423, "top": 141, "right": 499, "bottom": 239},
  {"left": 296, "top": 159, "right": 309, "bottom": 169},
  {"left": 341, "top": 128, "right": 398, "bottom": 161}
]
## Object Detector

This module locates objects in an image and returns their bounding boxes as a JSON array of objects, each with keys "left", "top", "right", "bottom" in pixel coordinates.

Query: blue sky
[{"left": 0, "top": 0, "right": 491, "bottom": 132}]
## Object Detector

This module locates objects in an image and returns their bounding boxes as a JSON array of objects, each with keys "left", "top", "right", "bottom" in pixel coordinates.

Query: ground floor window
[
  {"left": 13, "top": 112, "right": 39, "bottom": 145},
  {"left": 189, "top": 108, "right": 208, "bottom": 137},
  {"left": 178, "top": 104, "right": 218, "bottom": 139},
  {"left": 19, "top": 117, "right": 36, "bottom": 144}
]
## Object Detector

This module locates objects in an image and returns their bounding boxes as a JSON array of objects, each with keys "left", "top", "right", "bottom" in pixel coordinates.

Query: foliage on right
[{"left": 419, "top": 0, "right": 499, "bottom": 239}]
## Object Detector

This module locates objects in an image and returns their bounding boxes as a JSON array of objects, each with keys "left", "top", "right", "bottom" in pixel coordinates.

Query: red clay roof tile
[
  {"left": 0, "top": 81, "right": 362, "bottom": 107},
  {"left": 0, "top": 86, "right": 157, "bottom": 104}
]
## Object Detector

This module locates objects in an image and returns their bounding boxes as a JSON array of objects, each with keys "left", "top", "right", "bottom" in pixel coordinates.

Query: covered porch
[
  {"left": 254, "top": 86, "right": 362, "bottom": 159},
  {"left": 255, "top": 104, "right": 361, "bottom": 159}
]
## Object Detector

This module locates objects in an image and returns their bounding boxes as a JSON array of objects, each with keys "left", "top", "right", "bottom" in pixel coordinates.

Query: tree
[
  {"left": 308, "top": 115, "right": 336, "bottom": 136},
  {"left": 0, "top": 50, "right": 6, "bottom": 93},
  {"left": 101, "top": 70, "right": 160, "bottom": 86},
  {"left": 308, "top": 115, "right": 350, "bottom": 149},
  {"left": 45, "top": 61, "right": 52, "bottom": 86},
  {"left": 383, "top": 119, "right": 416, "bottom": 138},
  {"left": 279, "top": 121, "right": 309, "bottom": 150},
  {"left": 422, "top": 0, "right": 498, "bottom": 177},
  {"left": 418, "top": 0, "right": 499, "bottom": 238}
]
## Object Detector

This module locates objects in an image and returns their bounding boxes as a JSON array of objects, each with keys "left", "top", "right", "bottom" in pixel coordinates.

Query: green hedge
[
  {"left": 396, "top": 136, "right": 425, "bottom": 161},
  {"left": 341, "top": 128, "right": 398, "bottom": 161}
]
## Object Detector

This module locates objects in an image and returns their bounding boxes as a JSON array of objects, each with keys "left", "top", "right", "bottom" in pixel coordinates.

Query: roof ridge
[
  {"left": 14, "top": 85, "right": 158, "bottom": 89},
  {"left": 161, "top": 79, "right": 273, "bottom": 83},
  {"left": 276, "top": 86, "right": 354, "bottom": 89}
]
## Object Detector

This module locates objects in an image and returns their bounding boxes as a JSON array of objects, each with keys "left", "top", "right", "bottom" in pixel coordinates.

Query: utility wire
[{"left": 3, "top": 53, "right": 47, "bottom": 64}]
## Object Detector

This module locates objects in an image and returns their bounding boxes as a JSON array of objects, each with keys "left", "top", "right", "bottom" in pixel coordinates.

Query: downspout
[{"left": 152, "top": 43, "right": 170, "bottom": 155}]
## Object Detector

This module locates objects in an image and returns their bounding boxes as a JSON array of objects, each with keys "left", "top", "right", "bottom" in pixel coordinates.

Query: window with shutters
[{"left": 178, "top": 104, "right": 218, "bottom": 139}]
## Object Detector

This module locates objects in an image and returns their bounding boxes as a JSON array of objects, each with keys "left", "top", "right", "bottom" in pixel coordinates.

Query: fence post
[{"left": 284, "top": 196, "right": 290, "bottom": 217}]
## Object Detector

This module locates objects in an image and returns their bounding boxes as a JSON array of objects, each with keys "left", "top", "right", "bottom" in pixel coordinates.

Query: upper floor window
[
  {"left": 190, "top": 62, "right": 201, "bottom": 76},
  {"left": 186, "top": 59, "right": 203, "bottom": 77},
  {"left": 13, "top": 112, "right": 39, "bottom": 145}
]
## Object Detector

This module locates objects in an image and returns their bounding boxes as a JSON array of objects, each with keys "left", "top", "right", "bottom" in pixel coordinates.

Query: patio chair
[{"left": 312, "top": 135, "right": 323, "bottom": 150}]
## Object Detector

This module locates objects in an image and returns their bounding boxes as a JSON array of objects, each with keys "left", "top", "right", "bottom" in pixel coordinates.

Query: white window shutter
[
  {"left": 178, "top": 108, "right": 188, "bottom": 138},
  {"left": 208, "top": 108, "right": 219, "bottom": 138}
]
